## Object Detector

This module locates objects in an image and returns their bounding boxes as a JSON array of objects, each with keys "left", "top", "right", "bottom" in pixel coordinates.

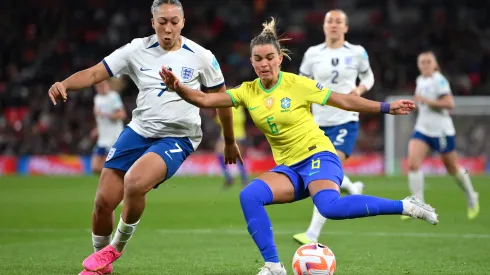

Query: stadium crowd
[{"left": 1, "top": 0, "right": 489, "bottom": 155}]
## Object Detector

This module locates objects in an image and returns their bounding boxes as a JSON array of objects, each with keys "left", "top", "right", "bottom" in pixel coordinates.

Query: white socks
[
  {"left": 339, "top": 175, "right": 355, "bottom": 194},
  {"left": 110, "top": 217, "right": 139, "bottom": 253},
  {"left": 305, "top": 175, "right": 358, "bottom": 241},
  {"left": 305, "top": 206, "right": 326, "bottom": 242},
  {"left": 408, "top": 170, "right": 425, "bottom": 202},
  {"left": 92, "top": 233, "right": 111, "bottom": 252},
  {"left": 454, "top": 168, "right": 477, "bottom": 206},
  {"left": 409, "top": 167, "right": 477, "bottom": 207}
]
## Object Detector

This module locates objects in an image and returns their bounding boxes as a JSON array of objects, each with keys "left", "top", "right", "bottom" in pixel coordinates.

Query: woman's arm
[
  {"left": 159, "top": 67, "right": 234, "bottom": 108},
  {"left": 415, "top": 94, "right": 455, "bottom": 110},
  {"left": 327, "top": 91, "right": 415, "bottom": 115}
]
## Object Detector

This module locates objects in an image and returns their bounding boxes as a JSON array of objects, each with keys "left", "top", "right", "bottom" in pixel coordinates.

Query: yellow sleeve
[
  {"left": 225, "top": 84, "right": 246, "bottom": 108},
  {"left": 301, "top": 77, "right": 332, "bottom": 106}
]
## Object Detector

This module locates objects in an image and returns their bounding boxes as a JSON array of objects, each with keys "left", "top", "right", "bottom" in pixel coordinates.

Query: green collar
[{"left": 258, "top": 71, "right": 282, "bottom": 93}]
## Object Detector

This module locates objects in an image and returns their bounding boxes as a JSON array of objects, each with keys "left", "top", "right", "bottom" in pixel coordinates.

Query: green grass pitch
[{"left": 0, "top": 175, "right": 488, "bottom": 274}]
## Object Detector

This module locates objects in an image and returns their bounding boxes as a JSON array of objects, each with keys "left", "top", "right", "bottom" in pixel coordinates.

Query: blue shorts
[
  {"left": 104, "top": 127, "right": 194, "bottom": 184},
  {"left": 321, "top": 121, "right": 359, "bottom": 157},
  {"left": 270, "top": 151, "right": 344, "bottom": 201},
  {"left": 411, "top": 131, "right": 456, "bottom": 153},
  {"left": 92, "top": 146, "right": 110, "bottom": 157}
]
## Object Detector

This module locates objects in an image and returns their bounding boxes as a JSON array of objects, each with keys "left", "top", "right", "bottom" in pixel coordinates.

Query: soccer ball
[{"left": 292, "top": 243, "right": 336, "bottom": 275}]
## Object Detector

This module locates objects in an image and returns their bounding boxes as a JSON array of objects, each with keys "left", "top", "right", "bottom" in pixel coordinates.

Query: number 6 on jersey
[{"left": 267, "top": 117, "right": 279, "bottom": 135}]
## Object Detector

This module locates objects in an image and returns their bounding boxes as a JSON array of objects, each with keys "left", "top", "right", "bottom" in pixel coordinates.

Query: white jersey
[
  {"left": 94, "top": 91, "right": 125, "bottom": 148},
  {"left": 300, "top": 41, "right": 372, "bottom": 127},
  {"left": 414, "top": 71, "right": 455, "bottom": 137},
  {"left": 102, "top": 35, "right": 225, "bottom": 149}
]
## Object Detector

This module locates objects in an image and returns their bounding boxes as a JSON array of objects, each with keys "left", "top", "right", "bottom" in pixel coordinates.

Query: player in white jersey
[
  {"left": 403, "top": 51, "right": 479, "bottom": 220},
  {"left": 293, "top": 10, "right": 375, "bottom": 245},
  {"left": 91, "top": 79, "right": 126, "bottom": 174},
  {"left": 47, "top": 1, "right": 241, "bottom": 274}
]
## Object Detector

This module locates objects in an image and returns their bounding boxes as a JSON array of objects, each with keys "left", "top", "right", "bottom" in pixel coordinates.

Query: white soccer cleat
[
  {"left": 342, "top": 181, "right": 364, "bottom": 195},
  {"left": 257, "top": 262, "right": 287, "bottom": 275},
  {"left": 401, "top": 196, "right": 438, "bottom": 225},
  {"left": 352, "top": 181, "right": 365, "bottom": 195}
]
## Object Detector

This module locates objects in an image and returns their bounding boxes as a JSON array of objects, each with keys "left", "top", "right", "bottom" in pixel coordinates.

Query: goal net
[{"left": 384, "top": 96, "right": 490, "bottom": 175}]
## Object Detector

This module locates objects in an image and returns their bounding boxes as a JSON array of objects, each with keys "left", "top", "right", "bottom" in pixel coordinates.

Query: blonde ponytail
[{"left": 251, "top": 17, "right": 292, "bottom": 60}]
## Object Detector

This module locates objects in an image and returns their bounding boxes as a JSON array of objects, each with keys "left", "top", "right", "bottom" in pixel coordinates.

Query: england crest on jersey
[
  {"left": 181, "top": 67, "right": 194, "bottom": 81},
  {"left": 344, "top": 56, "right": 352, "bottom": 65}
]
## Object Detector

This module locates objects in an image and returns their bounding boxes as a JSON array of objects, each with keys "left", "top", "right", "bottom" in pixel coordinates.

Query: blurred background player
[
  {"left": 47, "top": 0, "right": 240, "bottom": 274},
  {"left": 91, "top": 78, "right": 126, "bottom": 175},
  {"left": 215, "top": 105, "right": 249, "bottom": 188},
  {"left": 293, "top": 10, "right": 375, "bottom": 244},
  {"left": 403, "top": 51, "right": 479, "bottom": 220}
]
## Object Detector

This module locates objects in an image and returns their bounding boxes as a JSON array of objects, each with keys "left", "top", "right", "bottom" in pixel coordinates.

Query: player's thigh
[
  {"left": 408, "top": 133, "right": 431, "bottom": 171},
  {"left": 257, "top": 172, "right": 296, "bottom": 204},
  {"left": 298, "top": 151, "right": 343, "bottom": 197},
  {"left": 124, "top": 152, "right": 168, "bottom": 194},
  {"left": 441, "top": 151, "right": 459, "bottom": 175},
  {"left": 95, "top": 168, "right": 125, "bottom": 210},
  {"left": 128, "top": 136, "right": 194, "bottom": 190}
]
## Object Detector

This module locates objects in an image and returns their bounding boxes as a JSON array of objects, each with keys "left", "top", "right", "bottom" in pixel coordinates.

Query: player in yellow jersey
[
  {"left": 214, "top": 105, "right": 249, "bottom": 187},
  {"left": 160, "top": 18, "right": 438, "bottom": 275}
]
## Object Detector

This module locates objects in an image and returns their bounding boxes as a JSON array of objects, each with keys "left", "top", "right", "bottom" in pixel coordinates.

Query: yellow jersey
[
  {"left": 215, "top": 105, "right": 247, "bottom": 140},
  {"left": 226, "top": 71, "right": 336, "bottom": 166}
]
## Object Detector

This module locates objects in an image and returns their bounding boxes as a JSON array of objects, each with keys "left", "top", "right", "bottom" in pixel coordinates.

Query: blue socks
[
  {"left": 217, "top": 155, "right": 232, "bottom": 182},
  {"left": 239, "top": 181, "right": 403, "bottom": 264},
  {"left": 217, "top": 154, "right": 248, "bottom": 183},
  {"left": 237, "top": 160, "right": 249, "bottom": 182},
  {"left": 239, "top": 179, "right": 279, "bottom": 263},
  {"left": 313, "top": 189, "right": 403, "bottom": 219}
]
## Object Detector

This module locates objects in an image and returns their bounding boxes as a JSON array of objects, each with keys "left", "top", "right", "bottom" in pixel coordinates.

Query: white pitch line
[
  {"left": 155, "top": 229, "right": 490, "bottom": 239},
  {"left": 1, "top": 228, "right": 489, "bottom": 239}
]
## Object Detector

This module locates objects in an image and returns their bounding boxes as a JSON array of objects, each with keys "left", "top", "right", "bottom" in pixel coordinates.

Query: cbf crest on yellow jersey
[{"left": 226, "top": 72, "right": 337, "bottom": 166}]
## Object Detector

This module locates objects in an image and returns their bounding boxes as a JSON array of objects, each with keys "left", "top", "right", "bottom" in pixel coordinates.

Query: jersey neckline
[{"left": 258, "top": 71, "right": 283, "bottom": 94}]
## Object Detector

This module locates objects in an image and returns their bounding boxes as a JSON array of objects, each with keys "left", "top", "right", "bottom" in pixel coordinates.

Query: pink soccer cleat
[
  {"left": 78, "top": 264, "right": 113, "bottom": 274},
  {"left": 82, "top": 245, "right": 121, "bottom": 272}
]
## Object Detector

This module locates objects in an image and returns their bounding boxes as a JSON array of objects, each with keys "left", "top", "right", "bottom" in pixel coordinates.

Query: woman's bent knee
[{"left": 239, "top": 179, "right": 273, "bottom": 206}]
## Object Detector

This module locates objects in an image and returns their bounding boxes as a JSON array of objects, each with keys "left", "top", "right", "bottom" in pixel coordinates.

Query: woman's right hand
[{"left": 159, "top": 66, "right": 184, "bottom": 93}]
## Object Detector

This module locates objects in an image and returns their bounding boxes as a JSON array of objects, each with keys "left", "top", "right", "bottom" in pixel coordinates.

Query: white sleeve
[
  {"left": 414, "top": 77, "right": 422, "bottom": 95},
  {"left": 102, "top": 39, "right": 139, "bottom": 77},
  {"left": 357, "top": 46, "right": 371, "bottom": 73},
  {"left": 436, "top": 74, "right": 451, "bottom": 96},
  {"left": 199, "top": 51, "right": 225, "bottom": 89},
  {"left": 299, "top": 48, "right": 314, "bottom": 78},
  {"left": 356, "top": 46, "right": 374, "bottom": 91}
]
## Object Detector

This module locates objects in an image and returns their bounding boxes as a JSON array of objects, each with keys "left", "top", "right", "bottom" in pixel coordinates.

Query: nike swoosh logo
[
  {"left": 249, "top": 106, "right": 260, "bottom": 111},
  {"left": 308, "top": 171, "right": 320, "bottom": 176},
  {"left": 140, "top": 67, "right": 151, "bottom": 71}
]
